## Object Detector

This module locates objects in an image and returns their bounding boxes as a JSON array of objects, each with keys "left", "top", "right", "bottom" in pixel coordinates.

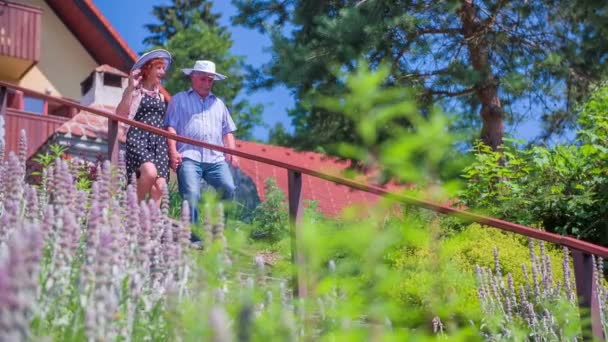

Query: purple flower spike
[
  {"left": 5, "top": 153, "right": 24, "bottom": 206},
  {"left": 18, "top": 129, "right": 27, "bottom": 167},
  {"left": 0, "top": 223, "right": 44, "bottom": 341},
  {"left": 24, "top": 184, "right": 40, "bottom": 222},
  {"left": 493, "top": 247, "right": 502, "bottom": 277}
]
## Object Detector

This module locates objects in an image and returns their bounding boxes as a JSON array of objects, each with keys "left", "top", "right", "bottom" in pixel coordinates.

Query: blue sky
[{"left": 94, "top": 0, "right": 294, "bottom": 141}]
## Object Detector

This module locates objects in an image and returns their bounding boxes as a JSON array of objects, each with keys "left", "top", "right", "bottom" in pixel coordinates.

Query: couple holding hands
[{"left": 116, "top": 49, "right": 238, "bottom": 238}]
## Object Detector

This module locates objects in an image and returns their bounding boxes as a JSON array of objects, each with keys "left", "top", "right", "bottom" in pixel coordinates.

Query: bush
[
  {"left": 250, "top": 178, "right": 289, "bottom": 242},
  {"left": 388, "top": 223, "right": 563, "bottom": 322},
  {"left": 460, "top": 84, "right": 608, "bottom": 245}
]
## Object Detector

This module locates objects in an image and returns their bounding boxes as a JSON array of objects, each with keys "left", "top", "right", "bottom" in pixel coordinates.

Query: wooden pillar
[
  {"left": 0, "top": 86, "right": 6, "bottom": 152},
  {"left": 42, "top": 99, "right": 48, "bottom": 115},
  {"left": 107, "top": 118, "right": 119, "bottom": 164},
  {"left": 68, "top": 106, "right": 78, "bottom": 118},
  {"left": 572, "top": 250, "right": 604, "bottom": 341},
  {"left": 8, "top": 90, "right": 24, "bottom": 110},
  {"left": 288, "top": 170, "right": 306, "bottom": 298}
]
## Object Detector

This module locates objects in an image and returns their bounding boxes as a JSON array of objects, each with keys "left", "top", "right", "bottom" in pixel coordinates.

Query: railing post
[
  {"left": 0, "top": 86, "right": 6, "bottom": 153},
  {"left": 42, "top": 99, "right": 48, "bottom": 115},
  {"left": 68, "top": 106, "right": 78, "bottom": 118},
  {"left": 107, "top": 118, "right": 119, "bottom": 164},
  {"left": 288, "top": 170, "right": 306, "bottom": 298},
  {"left": 572, "top": 250, "right": 604, "bottom": 341},
  {"left": 8, "top": 90, "right": 24, "bottom": 110}
]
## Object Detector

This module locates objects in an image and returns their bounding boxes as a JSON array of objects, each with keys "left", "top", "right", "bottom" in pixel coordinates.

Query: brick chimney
[{"left": 80, "top": 65, "right": 128, "bottom": 107}]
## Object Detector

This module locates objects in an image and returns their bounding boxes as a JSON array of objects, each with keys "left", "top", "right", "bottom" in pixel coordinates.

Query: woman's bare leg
[
  {"left": 137, "top": 162, "right": 158, "bottom": 202},
  {"left": 150, "top": 177, "right": 166, "bottom": 206}
]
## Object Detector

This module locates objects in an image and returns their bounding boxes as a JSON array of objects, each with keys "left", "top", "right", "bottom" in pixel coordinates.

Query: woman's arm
[
  {"left": 115, "top": 86, "right": 135, "bottom": 116},
  {"left": 116, "top": 69, "right": 141, "bottom": 116}
]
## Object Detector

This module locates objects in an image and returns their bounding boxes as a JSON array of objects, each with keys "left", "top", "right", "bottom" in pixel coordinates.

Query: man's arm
[
  {"left": 167, "top": 126, "right": 182, "bottom": 171},
  {"left": 165, "top": 96, "right": 182, "bottom": 171},
  {"left": 223, "top": 132, "right": 239, "bottom": 167}
]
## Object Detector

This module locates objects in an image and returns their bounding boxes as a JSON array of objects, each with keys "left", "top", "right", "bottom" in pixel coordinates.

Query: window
[
  {"left": 103, "top": 73, "right": 122, "bottom": 88},
  {"left": 23, "top": 96, "right": 44, "bottom": 114}
]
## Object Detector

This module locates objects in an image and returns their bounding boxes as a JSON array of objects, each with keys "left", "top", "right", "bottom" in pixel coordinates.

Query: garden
[{"left": 2, "top": 65, "right": 608, "bottom": 341}]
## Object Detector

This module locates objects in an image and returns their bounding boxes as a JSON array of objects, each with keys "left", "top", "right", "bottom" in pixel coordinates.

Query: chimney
[{"left": 80, "top": 65, "right": 128, "bottom": 107}]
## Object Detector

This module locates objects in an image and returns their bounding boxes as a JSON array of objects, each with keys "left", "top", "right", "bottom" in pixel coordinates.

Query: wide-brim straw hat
[
  {"left": 181, "top": 60, "right": 227, "bottom": 80},
  {"left": 131, "top": 49, "right": 172, "bottom": 72}
]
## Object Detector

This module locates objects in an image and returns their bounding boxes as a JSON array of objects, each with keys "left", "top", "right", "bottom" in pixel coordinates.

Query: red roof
[
  {"left": 95, "top": 64, "right": 128, "bottom": 77},
  {"left": 236, "top": 140, "right": 403, "bottom": 216}
]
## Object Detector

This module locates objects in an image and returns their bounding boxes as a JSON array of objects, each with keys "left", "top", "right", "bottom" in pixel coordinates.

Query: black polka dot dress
[{"left": 126, "top": 94, "right": 169, "bottom": 181}]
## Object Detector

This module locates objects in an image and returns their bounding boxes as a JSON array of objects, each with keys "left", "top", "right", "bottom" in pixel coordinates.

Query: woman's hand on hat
[{"left": 128, "top": 69, "right": 142, "bottom": 90}]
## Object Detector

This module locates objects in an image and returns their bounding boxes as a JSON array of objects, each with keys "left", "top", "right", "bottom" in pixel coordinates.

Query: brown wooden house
[{"left": 0, "top": 0, "right": 138, "bottom": 158}]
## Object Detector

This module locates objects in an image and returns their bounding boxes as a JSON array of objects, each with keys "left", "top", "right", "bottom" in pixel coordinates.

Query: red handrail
[{"left": 0, "top": 80, "right": 604, "bottom": 339}]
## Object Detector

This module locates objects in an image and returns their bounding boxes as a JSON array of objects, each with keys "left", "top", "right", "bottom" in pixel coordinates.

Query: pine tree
[
  {"left": 143, "top": 0, "right": 222, "bottom": 47},
  {"left": 234, "top": 0, "right": 608, "bottom": 151},
  {"left": 143, "top": 1, "right": 263, "bottom": 140}
]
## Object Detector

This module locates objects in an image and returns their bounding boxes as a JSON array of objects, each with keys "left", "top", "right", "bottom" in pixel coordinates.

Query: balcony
[
  {"left": 3, "top": 88, "right": 75, "bottom": 159},
  {"left": 0, "top": 1, "right": 41, "bottom": 80}
]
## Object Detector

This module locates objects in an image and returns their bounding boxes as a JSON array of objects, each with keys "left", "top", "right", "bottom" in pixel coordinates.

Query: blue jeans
[{"left": 177, "top": 158, "right": 236, "bottom": 224}]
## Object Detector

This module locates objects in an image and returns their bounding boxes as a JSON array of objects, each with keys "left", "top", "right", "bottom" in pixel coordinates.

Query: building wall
[{"left": 9, "top": 0, "right": 98, "bottom": 100}]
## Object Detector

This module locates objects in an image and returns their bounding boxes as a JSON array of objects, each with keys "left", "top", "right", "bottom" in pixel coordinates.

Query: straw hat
[
  {"left": 131, "top": 49, "right": 172, "bottom": 72},
  {"left": 181, "top": 60, "right": 227, "bottom": 80}
]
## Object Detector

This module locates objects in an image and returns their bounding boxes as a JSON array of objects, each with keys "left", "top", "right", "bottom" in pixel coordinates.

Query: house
[
  {"left": 0, "top": 0, "right": 139, "bottom": 157},
  {"left": 0, "top": 0, "right": 401, "bottom": 217}
]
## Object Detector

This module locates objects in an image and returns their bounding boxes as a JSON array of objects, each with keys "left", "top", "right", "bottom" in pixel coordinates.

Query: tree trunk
[{"left": 459, "top": 0, "right": 504, "bottom": 150}]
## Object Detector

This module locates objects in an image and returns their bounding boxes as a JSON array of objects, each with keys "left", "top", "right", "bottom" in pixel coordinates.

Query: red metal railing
[
  {"left": 0, "top": 81, "right": 606, "bottom": 340},
  {"left": 0, "top": 1, "right": 41, "bottom": 61}
]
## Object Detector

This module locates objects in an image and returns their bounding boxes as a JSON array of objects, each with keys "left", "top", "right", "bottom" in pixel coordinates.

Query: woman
[{"left": 116, "top": 49, "right": 171, "bottom": 205}]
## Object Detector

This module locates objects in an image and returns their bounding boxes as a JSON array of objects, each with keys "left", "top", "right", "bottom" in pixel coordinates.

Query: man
[{"left": 164, "top": 60, "right": 239, "bottom": 234}]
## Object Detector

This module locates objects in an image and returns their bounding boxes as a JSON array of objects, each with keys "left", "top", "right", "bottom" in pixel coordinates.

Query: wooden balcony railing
[
  {"left": 4, "top": 107, "right": 68, "bottom": 158},
  {"left": 0, "top": 80, "right": 606, "bottom": 340},
  {"left": 0, "top": 1, "right": 42, "bottom": 62}
]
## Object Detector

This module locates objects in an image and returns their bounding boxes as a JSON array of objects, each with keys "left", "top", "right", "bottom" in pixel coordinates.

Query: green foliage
[
  {"left": 442, "top": 224, "right": 564, "bottom": 289},
  {"left": 250, "top": 178, "right": 289, "bottom": 243},
  {"left": 387, "top": 223, "right": 564, "bottom": 325},
  {"left": 143, "top": 0, "right": 222, "bottom": 48},
  {"left": 318, "top": 62, "right": 461, "bottom": 193},
  {"left": 31, "top": 143, "right": 68, "bottom": 172},
  {"left": 144, "top": 2, "right": 263, "bottom": 140},
  {"left": 30, "top": 144, "right": 94, "bottom": 191},
  {"left": 460, "top": 84, "right": 608, "bottom": 245}
]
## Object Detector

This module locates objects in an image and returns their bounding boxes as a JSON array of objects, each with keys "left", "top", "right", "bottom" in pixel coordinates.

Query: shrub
[
  {"left": 460, "top": 84, "right": 608, "bottom": 246},
  {"left": 250, "top": 178, "right": 289, "bottom": 242},
  {"left": 442, "top": 224, "right": 564, "bottom": 289},
  {"left": 388, "top": 223, "right": 563, "bottom": 323}
]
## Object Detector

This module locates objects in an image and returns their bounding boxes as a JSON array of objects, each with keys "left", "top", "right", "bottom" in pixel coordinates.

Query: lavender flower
[
  {"left": 0, "top": 223, "right": 43, "bottom": 341},
  {"left": 24, "top": 184, "right": 39, "bottom": 222},
  {"left": 209, "top": 306, "right": 232, "bottom": 342},
  {"left": 17, "top": 129, "right": 27, "bottom": 167}
]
